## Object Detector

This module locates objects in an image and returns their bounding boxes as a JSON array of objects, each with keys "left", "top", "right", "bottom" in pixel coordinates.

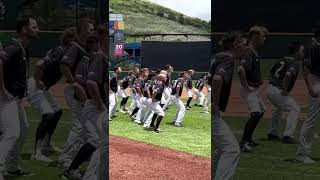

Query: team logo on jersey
[{"left": 0, "top": 0, "right": 6, "bottom": 20}]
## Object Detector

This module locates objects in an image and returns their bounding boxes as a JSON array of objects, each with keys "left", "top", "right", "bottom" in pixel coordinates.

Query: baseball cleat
[
  {"left": 134, "top": 120, "right": 142, "bottom": 124},
  {"left": 5, "top": 169, "right": 35, "bottom": 177},
  {"left": 203, "top": 111, "right": 209, "bottom": 114},
  {"left": 267, "top": 133, "right": 280, "bottom": 141},
  {"left": 31, "top": 154, "right": 53, "bottom": 163},
  {"left": 240, "top": 142, "right": 254, "bottom": 153},
  {"left": 61, "top": 170, "right": 82, "bottom": 180},
  {"left": 174, "top": 123, "right": 184, "bottom": 127},
  {"left": 119, "top": 109, "right": 127, "bottom": 113},
  {"left": 153, "top": 129, "right": 160, "bottom": 133},
  {"left": 282, "top": 136, "right": 298, "bottom": 144},
  {"left": 186, "top": 106, "right": 190, "bottom": 110},
  {"left": 296, "top": 155, "right": 316, "bottom": 164},
  {"left": 248, "top": 140, "right": 259, "bottom": 147}
]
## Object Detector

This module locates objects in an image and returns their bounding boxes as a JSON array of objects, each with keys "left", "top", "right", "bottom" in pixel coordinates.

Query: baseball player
[
  {"left": 185, "top": 69, "right": 195, "bottom": 110},
  {"left": 296, "top": 27, "right": 320, "bottom": 164},
  {"left": 134, "top": 71, "right": 157, "bottom": 124},
  {"left": 239, "top": 26, "right": 267, "bottom": 152},
  {"left": 58, "top": 19, "right": 94, "bottom": 169},
  {"left": 266, "top": 41, "right": 304, "bottom": 144},
  {"left": 109, "top": 66, "right": 122, "bottom": 121},
  {"left": 194, "top": 75, "right": 207, "bottom": 107},
  {"left": 161, "top": 65, "right": 174, "bottom": 110},
  {"left": 63, "top": 28, "right": 108, "bottom": 179},
  {"left": 203, "top": 73, "right": 212, "bottom": 113},
  {"left": 212, "top": 31, "right": 244, "bottom": 180},
  {"left": 128, "top": 67, "right": 139, "bottom": 114},
  {"left": 28, "top": 27, "right": 76, "bottom": 162},
  {"left": 118, "top": 70, "right": 133, "bottom": 113},
  {"left": 170, "top": 72, "right": 189, "bottom": 127},
  {"left": 0, "top": 15, "right": 39, "bottom": 178},
  {"left": 129, "top": 68, "right": 149, "bottom": 120},
  {"left": 149, "top": 73, "right": 167, "bottom": 133}
]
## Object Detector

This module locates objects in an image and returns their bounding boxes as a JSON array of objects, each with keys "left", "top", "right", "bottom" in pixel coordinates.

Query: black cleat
[
  {"left": 240, "top": 142, "right": 254, "bottom": 153},
  {"left": 267, "top": 133, "right": 280, "bottom": 141},
  {"left": 282, "top": 136, "right": 298, "bottom": 144},
  {"left": 248, "top": 140, "right": 259, "bottom": 147},
  {"left": 5, "top": 169, "right": 34, "bottom": 177}
]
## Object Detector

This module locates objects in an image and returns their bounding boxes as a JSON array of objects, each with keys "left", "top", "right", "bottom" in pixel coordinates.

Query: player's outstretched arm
[
  {"left": 87, "top": 80, "right": 105, "bottom": 112},
  {"left": 238, "top": 65, "right": 252, "bottom": 90}
]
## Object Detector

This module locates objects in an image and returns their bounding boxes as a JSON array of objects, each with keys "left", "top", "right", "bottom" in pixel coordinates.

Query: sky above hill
[{"left": 147, "top": 0, "right": 211, "bottom": 22}]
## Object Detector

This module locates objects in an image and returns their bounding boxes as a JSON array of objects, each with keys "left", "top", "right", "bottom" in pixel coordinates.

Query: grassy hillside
[{"left": 110, "top": 0, "right": 211, "bottom": 37}]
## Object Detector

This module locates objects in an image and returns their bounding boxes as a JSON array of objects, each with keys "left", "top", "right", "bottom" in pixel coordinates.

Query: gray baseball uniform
[
  {"left": 81, "top": 51, "right": 108, "bottom": 179},
  {"left": 267, "top": 56, "right": 300, "bottom": 138},
  {"left": 212, "top": 51, "right": 240, "bottom": 180},
  {"left": 0, "top": 39, "right": 30, "bottom": 173},
  {"left": 296, "top": 40, "right": 320, "bottom": 158},
  {"left": 58, "top": 42, "right": 88, "bottom": 168}
]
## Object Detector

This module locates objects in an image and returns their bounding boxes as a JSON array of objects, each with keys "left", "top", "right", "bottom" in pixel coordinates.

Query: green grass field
[
  {"left": 5, "top": 108, "right": 73, "bottom": 180},
  {"left": 220, "top": 116, "right": 320, "bottom": 180},
  {"left": 109, "top": 99, "right": 211, "bottom": 158}
]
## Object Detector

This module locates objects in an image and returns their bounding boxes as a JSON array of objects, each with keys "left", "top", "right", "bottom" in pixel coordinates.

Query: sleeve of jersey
[
  {"left": 60, "top": 45, "right": 78, "bottom": 67},
  {"left": 287, "top": 62, "right": 299, "bottom": 75},
  {"left": 43, "top": 47, "right": 64, "bottom": 65},
  {"left": 239, "top": 50, "right": 251, "bottom": 70},
  {"left": 0, "top": 45, "right": 19, "bottom": 64},
  {"left": 215, "top": 55, "right": 233, "bottom": 83},
  {"left": 87, "top": 55, "right": 103, "bottom": 82}
]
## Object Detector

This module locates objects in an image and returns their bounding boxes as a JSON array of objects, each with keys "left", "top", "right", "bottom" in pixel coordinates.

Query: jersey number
[{"left": 274, "top": 61, "right": 285, "bottom": 78}]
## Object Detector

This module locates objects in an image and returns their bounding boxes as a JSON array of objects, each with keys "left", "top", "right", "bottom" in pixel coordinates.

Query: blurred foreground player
[{"left": 212, "top": 31, "right": 245, "bottom": 180}]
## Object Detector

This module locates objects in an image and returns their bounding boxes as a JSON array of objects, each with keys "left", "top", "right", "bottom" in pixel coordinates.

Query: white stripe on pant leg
[
  {"left": 296, "top": 96, "right": 320, "bottom": 157},
  {"left": 43, "top": 90, "right": 61, "bottom": 113},
  {"left": 204, "top": 90, "right": 211, "bottom": 112},
  {"left": 187, "top": 89, "right": 193, "bottom": 98},
  {"left": 283, "top": 95, "right": 300, "bottom": 137},
  {"left": 267, "top": 85, "right": 284, "bottom": 136},
  {"left": 119, "top": 89, "right": 127, "bottom": 98},
  {"left": 213, "top": 111, "right": 240, "bottom": 180},
  {"left": 171, "top": 96, "right": 185, "bottom": 125},
  {"left": 199, "top": 92, "right": 205, "bottom": 105},
  {"left": 27, "top": 78, "right": 55, "bottom": 114},
  {"left": 6, "top": 101, "right": 29, "bottom": 171},
  {"left": 194, "top": 89, "right": 200, "bottom": 104},
  {"left": 59, "top": 85, "right": 86, "bottom": 167},
  {"left": 0, "top": 98, "right": 20, "bottom": 173},
  {"left": 109, "top": 92, "right": 116, "bottom": 118}
]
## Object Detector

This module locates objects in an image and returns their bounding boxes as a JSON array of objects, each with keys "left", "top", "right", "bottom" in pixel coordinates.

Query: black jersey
[
  {"left": 240, "top": 47, "right": 262, "bottom": 88},
  {"left": 165, "top": 73, "right": 171, "bottom": 86},
  {"left": 129, "top": 75, "right": 137, "bottom": 88},
  {"left": 269, "top": 56, "right": 300, "bottom": 92},
  {"left": 171, "top": 78, "right": 184, "bottom": 97},
  {"left": 143, "top": 79, "right": 154, "bottom": 97},
  {"left": 186, "top": 78, "right": 192, "bottom": 89},
  {"left": 109, "top": 73, "right": 118, "bottom": 93},
  {"left": 121, "top": 75, "right": 131, "bottom": 89},
  {"left": 195, "top": 79, "right": 205, "bottom": 91},
  {"left": 211, "top": 51, "right": 234, "bottom": 112},
  {"left": 133, "top": 78, "right": 144, "bottom": 94},
  {"left": 0, "top": 38, "right": 29, "bottom": 99},
  {"left": 153, "top": 80, "right": 165, "bottom": 101}
]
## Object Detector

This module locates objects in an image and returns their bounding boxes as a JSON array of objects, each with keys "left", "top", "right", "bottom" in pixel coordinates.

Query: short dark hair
[
  {"left": 288, "top": 41, "right": 303, "bottom": 54},
  {"left": 248, "top": 26, "right": 267, "bottom": 39},
  {"left": 16, "top": 15, "right": 35, "bottom": 33},
  {"left": 61, "top": 27, "right": 77, "bottom": 45},
  {"left": 165, "top": 64, "right": 171, "bottom": 70},
  {"left": 77, "top": 19, "right": 94, "bottom": 34},
  {"left": 220, "top": 31, "right": 242, "bottom": 50}
]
